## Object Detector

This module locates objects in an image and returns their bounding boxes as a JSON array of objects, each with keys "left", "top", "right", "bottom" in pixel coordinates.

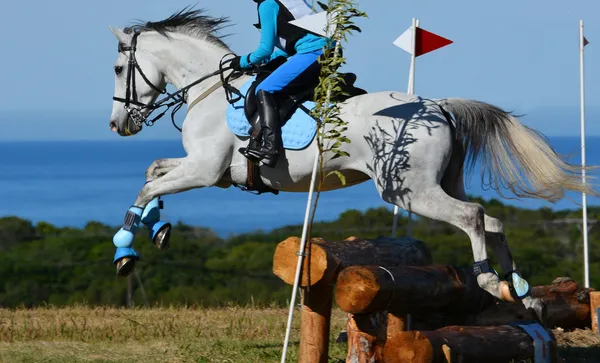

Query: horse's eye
[{"left": 114, "top": 66, "right": 123, "bottom": 75}]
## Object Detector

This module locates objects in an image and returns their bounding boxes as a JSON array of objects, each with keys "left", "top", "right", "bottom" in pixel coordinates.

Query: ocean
[{"left": 1, "top": 137, "right": 598, "bottom": 237}]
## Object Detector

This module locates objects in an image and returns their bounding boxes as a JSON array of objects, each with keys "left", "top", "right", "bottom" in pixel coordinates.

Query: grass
[
  {"left": 0, "top": 306, "right": 347, "bottom": 363},
  {"left": 0, "top": 306, "right": 598, "bottom": 362}
]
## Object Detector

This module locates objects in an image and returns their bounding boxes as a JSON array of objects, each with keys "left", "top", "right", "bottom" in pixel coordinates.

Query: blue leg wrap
[
  {"left": 140, "top": 197, "right": 170, "bottom": 243},
  {"left": 113, "top": 247, "right": 140, "bottom": 264},
  {"left": 473, "top": 258, "right": 495, "bottom": 276},
  {"left": 141, "top": 197, "right": 161, "bottom": 225},
  {"left": 113, "top": 206, "right": 143, "bottom": 248}
]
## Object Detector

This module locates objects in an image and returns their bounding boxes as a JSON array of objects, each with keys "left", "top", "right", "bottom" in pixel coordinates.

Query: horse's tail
[{"left": 436, "top": 98, "right": 598, "bottom": 203}]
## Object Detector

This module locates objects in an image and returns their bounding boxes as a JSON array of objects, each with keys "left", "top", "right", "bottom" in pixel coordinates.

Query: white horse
[{"left": 107, "top": 9, "right": 596, "bottom": 320}]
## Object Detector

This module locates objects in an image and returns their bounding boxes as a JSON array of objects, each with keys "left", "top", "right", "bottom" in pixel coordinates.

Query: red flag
[{"left": 415, "top": 28, "right": 453, "bottom": 57}]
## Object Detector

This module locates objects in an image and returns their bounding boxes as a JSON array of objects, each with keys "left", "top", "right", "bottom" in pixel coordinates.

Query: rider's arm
[
  {"left": 240, "top": 0, "right": 280, "bottom": 69},
  {"left": 269, "top": 48, "right": 288, "bottom": 61}
]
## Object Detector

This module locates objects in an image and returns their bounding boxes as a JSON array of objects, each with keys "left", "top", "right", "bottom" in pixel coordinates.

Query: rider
[{"left": 230, "top": 0, "right": 332, "bottom": 167}]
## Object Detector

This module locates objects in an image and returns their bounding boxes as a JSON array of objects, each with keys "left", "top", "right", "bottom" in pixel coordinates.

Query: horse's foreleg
[
  {"left": 139, "top": 158, "right": 184, "bottom": 251},
  {"left": 112, "top": 157, "right": 221, "bottom": 277},
  {"left": 146, "top": 158, "right": 184, "bottom": 181}
]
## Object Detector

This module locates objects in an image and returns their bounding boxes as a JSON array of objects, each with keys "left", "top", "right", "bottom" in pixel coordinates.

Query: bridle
[{"left": 112, "top": 30, "right": 239, "bottom": 131}]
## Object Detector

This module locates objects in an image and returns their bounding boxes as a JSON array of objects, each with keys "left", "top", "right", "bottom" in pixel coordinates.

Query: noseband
[{"left": 112, "top": 30, "right": 238, "bottom": 130}]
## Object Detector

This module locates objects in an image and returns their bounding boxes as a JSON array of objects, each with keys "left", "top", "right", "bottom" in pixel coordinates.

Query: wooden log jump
[
  {"left": 272, "top": 236, "right": 433, "bottom": 363},
  {"left": 272, "top": 235, "right": 591, "bottom": 362},
  {"left": 336, "top": 266, "right": 585, "bottom": 363}
]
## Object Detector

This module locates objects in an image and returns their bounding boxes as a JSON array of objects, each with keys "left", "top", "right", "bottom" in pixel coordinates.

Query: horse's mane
[{"left": 123, "top": 6, "right": 233, "bottom": 50}]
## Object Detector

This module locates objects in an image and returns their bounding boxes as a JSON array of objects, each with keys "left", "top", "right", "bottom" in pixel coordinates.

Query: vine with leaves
[{"left": 307, "top": 0, "right": 367, "bottom": 243}]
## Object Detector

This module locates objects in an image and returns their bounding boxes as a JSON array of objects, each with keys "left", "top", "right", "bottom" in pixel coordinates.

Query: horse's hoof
[
  {"left": 113, "top": 247, "right": 139, "bottom": 277},
  {"left": 116, "top": 257, "right": 136, "bottom": 277},
  {"left": 151, "top": 221, "right": 171, "bottom": 250},
  {"left": 522, "top": 296, "right": 547, "bottom": 326}
]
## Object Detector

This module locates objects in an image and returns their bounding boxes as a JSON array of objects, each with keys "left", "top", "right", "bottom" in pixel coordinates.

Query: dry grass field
[{"left": 0, "top": 306, "right": 598, "bottom": 362}]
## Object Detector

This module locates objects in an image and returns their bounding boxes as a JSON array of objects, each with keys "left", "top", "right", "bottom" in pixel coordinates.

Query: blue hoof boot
[
  {"left": 141, "top": 197, "right": 161, "bottom": 225},
  {"left": 113, "top": 247, "right": 139, "bottom": 277},
  {"left": 113, "top": 228, "right": 136, "bottom": 248},
  {"left": 148, "top": 221, "right": 171, "bottom": 250},
  {"left": 509, "top": 272, "right": 530, "bottom": 299}
]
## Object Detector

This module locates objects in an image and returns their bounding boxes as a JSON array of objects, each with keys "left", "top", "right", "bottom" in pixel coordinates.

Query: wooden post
[
  {"left": 591, "top": 291, "right": 600, "bottom": 334},
  {"left": 346, "top": 313, "right": 384, "bottom": 363},
  {"left": 344, "top": 312, "right": 409, "bottom": 363},
  {"left": 299, "top": 280, "right": 333, "bottom": 363},
  {"left": 127, "top": 274, "right": 133, "bottom": 308}
]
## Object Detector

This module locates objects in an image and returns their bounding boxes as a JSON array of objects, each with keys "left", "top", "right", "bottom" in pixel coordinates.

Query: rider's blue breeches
[{"left": 255, "top": 49, "right": 323, "bottom": 96}]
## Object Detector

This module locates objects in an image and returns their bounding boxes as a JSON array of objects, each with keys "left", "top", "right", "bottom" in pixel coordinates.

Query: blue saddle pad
[{"left": 226, "top": 76, "right": 318, "bottom": 150}]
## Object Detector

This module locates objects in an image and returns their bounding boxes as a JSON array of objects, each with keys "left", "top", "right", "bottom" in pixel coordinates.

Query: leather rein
[{"left": 112, "top": 30, "right": 240, "bottom": 132}]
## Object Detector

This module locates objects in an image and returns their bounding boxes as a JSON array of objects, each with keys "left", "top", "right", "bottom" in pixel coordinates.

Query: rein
[
  {"left": 112, "top": 30, "right": 316, "bottom": 133},
  {"left": 113, "top": 30, "right": 232, "bottom": 131}
]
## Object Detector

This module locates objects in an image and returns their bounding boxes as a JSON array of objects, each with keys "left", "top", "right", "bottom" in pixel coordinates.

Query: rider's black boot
[
  {"left": 243, "top": 90, "right": 281, "bottom": 167},
  {"left": 238, "top": 113, "right": 263, "bottom": 164}
]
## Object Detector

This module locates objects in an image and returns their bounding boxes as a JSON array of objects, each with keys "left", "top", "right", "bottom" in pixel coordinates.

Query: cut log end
[
  {"left": 272, "top": 236, "right": 331, "bottom": 287},
  {"left": 336, "top": 266, "right": 388, "bottom": 314},
  {"left": 383, "top": 331, "right": 434, "bottom": 363}
]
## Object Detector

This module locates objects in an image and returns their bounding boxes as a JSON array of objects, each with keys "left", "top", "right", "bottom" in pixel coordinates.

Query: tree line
[{"left": 0, "top": 196, "right": 598, "bottom": 308}]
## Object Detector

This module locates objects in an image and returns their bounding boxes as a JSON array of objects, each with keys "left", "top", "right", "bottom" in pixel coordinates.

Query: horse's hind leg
[
  {"left": 382, "top": 183, "right": 504, "bottom": 298},
  {"left": 443, "top": 168, "right": 545, "bottom": 321}
]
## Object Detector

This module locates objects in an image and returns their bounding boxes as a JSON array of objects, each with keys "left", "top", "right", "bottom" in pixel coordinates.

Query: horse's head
[{"left": 108, "top": 27, "right": 166, "bottom": 136}]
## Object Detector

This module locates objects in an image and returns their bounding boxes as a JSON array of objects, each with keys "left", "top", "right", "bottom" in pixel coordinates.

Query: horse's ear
[{"left": 109, "top": 26, "right": 132, "bottom": 45}]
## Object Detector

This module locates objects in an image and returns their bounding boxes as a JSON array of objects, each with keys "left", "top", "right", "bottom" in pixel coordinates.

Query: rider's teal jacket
[{"left": 240, "top": 0, "right": 328, "bottom": 69}]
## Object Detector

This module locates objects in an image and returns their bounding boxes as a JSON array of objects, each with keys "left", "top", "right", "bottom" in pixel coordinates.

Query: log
[
  {"left": 383, "top": 325, "right": 559, "bottom": 363},
  {"left": 451, "top": 277, "right": 595, "bottom": 331},
  {"left": 272, "top": 236, "right": 432, "bottom": 287},
  {"left": 298, "top": 280, "right": 333, "bottom": 363},
  {"left": 335, "top": 265, "right": 494, "bottom": 315}
]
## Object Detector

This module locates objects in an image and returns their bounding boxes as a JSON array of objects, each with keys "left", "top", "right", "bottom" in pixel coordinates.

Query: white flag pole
[
  {"left": 579, "top": 19, "right": 589, "bottom": 288},
  {"left": 280, "top": 144, "right": 319, "bottom": 363},
  {"left": 407, "top": 18, "right": 417, "bottom": 95},
  {"left": 392, "top": 18, "right": 417, "bottom": 238}
]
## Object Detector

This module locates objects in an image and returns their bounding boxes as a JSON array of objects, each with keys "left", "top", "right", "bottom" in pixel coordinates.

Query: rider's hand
[{"left": 230, "top": 56, "right": 243, "bottom": 72}]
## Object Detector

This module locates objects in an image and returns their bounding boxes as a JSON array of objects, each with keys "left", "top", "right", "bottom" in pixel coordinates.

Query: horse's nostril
[{"left": 109, "top": 121, "right": 118, "bottom": 132}]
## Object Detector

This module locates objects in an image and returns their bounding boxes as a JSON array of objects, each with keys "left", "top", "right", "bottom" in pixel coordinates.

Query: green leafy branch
[{"left": 306, "top": 0, "right": 367, "bottom": 244}]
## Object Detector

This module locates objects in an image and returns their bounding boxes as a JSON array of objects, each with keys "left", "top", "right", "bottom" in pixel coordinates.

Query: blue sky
[{"left": 1, "top": 0, "right": 599, "bottom": 140}]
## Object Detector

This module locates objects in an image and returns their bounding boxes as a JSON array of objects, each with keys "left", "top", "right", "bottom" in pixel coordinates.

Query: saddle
[
  {"left": 237, "top": 56, "right": 367, "bottom": 196},
  {"left": 243, "top": 56, "right": 367, "bottom": 140}
]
